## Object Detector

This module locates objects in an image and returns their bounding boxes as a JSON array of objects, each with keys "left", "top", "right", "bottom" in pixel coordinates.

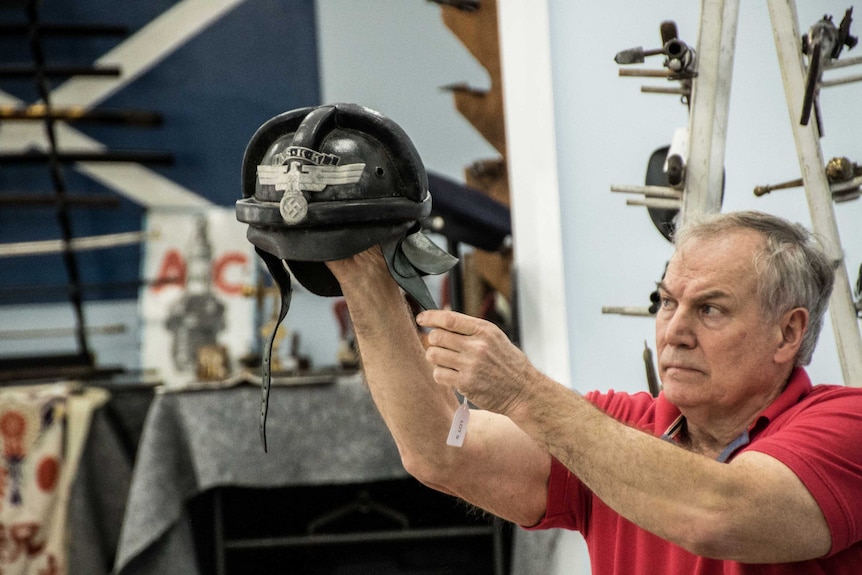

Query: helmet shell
[{"left": 236, "top": 104, "right": 431, "bottom": 295}]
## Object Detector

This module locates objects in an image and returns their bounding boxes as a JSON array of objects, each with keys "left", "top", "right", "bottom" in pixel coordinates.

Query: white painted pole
[
  {"left": 497, "top": 0, "right": 571, "bottom": 387},
  {"left": 767, "top": 0, "right": 862, "bottom": 386},
  {"left": 680, "top": 0, "right": 740, "bottom": 226},
  {"left": 498, "top": 2, "right": 589, "bottom": 574}
]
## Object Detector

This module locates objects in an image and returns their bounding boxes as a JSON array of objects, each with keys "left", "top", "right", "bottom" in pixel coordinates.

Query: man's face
[{"left": 655, "top": 230, "right": 788, "bottom": 420}]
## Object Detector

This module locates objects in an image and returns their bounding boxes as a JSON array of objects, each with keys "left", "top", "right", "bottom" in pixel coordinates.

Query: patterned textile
[{"left": 0, "top": 384, "right": 107, "bottom": 575}]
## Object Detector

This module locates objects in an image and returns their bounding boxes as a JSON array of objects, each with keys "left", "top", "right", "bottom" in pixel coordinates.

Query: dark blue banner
[{"left": 0, "top": 0, "right": 320, "bottom": 302}]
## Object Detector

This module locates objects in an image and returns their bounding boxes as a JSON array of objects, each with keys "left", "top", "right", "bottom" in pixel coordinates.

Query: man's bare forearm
[
  {"left": 331, "top": 255, "right": 551, "bottom": 525},
  {"left": 334, "top": 258, "right": 461, "bottom": 475}
]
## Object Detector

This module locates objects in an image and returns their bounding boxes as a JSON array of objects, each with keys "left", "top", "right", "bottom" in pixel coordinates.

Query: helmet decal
[{"left": 257, "top": 161, "right": 366, "bottom": 225}]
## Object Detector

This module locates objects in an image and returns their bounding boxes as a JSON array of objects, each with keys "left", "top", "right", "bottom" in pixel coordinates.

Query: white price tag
[{"left": 446, "top": 397, "right": 470, "bottom": 447}]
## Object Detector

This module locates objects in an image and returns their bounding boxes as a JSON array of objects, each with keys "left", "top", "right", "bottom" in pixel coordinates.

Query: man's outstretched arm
[
  {"left": 327, "top": 247, "right": 551, "bottom": 526},
  {"left": 416, "top": 308, "right": 833, "bottom": 563}
]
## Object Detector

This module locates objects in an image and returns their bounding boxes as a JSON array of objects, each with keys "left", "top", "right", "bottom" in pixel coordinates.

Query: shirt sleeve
[
  {"left": 745, "top": 389, "right": 862, "bottom": 556},
  {"left": 522, "top": 456, "right": 587, "bottom": 531}
]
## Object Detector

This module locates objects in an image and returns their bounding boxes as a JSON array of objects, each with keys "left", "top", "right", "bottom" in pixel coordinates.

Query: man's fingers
[
  {"left": 430, "top": 364, "right": 459, "bottom": 387},
  {"left": 425, "top": 344, "right": 461, "bottom": 371},
  {"left": 416, "top": 309, "right": 480, "bottom": 336},
  {"left": 424, "top": 324, "right": 468, "bottom": 353}
]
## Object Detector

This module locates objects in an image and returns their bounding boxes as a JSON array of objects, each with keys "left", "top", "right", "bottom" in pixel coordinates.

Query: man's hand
[{"left": 416, "top": 309, "right": 537, "bottom": 418}]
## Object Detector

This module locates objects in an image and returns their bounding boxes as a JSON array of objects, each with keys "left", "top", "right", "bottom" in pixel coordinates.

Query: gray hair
[{"left": 671, "top": 211, "right": 835, "bottom": 366}]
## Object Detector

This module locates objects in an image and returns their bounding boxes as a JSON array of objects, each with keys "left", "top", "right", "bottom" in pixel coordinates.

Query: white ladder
[
  {"left": 689, "top": 0, "right": 862, "bottom": 386},
  {"left": 610, "top": 0, "right": 862, "bottom": 386},
  {"left": 766, "top": 0, "right": 862, "bottom": 386}
]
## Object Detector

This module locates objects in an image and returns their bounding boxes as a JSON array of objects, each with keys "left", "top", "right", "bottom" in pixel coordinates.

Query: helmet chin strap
[{"left": 255, "top": 247, "right": 293, "bottom": 453}]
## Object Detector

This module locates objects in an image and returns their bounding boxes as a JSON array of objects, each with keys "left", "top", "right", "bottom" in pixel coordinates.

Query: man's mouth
[{"left": 662, "top": 363, "right": 703, "bottom": 375}]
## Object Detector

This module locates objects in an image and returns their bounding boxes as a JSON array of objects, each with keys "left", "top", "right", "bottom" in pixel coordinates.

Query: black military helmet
[{"left": 236, "top": 103, "right": 457, "bottom": 450}]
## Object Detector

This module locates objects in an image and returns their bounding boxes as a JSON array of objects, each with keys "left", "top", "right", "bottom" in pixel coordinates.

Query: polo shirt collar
[{"left": 658, "top": 367, "right": 812, "bottom": 462}]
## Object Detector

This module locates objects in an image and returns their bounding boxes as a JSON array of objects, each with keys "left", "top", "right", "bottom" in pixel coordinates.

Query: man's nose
[{"left": 659, "top": 308, "right": 696, "bottom": 348}]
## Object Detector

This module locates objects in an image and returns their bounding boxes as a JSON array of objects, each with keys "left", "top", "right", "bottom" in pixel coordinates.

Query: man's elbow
[
  {"left": 673, "top": 515, "right": 735, "bottom": 559},
  {"left": 400, "top": 446, "right": 549, "bottom": 528},
  {"left": 668, "top": 505, "right": 778, "bottom": 560},
  {"left": 399, "top": 447, "right": 460, "bottom": 496},
  {"left": 669, "top": 511, "right": 831, "bottom": 563}
]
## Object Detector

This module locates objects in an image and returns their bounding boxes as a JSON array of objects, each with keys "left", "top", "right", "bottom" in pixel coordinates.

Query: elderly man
[{"left": 326, "top": 210, "right": 862, "bottom": 573}]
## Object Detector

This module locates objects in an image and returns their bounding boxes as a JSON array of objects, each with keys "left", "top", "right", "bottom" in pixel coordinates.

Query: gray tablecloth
[
  {"left": 112, "top": 373, "right": 408, "bottom": 575},
  {"left": 111, "top": 373, "right": 559, "bottom": 575},
  {"left": 70, "top": 386, "right": 154, "bottom": 575}
]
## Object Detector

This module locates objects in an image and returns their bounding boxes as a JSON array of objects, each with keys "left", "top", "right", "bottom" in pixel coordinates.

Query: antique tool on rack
[
  {"left": 614, "top": 20, "right": 697, "bottom": 99},
  {"left": 769, "top": 0, "right": 862, "bottom": 384},
  {"left": 800, "top": 8, "right": 858, "bottom": 133},
  {"left": 610, "top": 20, "right": 705, "bottom": 244},
  {"left": 0, "top": 104, "right": 162, "bottom": 126},
  {"left": 643, "top": 342, "right": 661, "bottom": 398},
  {"left": 754, "top": 156, "right": 862, "bottom": 203}
]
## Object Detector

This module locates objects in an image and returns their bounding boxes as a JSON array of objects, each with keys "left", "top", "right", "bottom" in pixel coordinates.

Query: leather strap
[
  {"left": 255, "top": 247, "right": 293, "bottom": 452},
  {"left": 381, "top": 229, "right": 458, "bottom": 311}
]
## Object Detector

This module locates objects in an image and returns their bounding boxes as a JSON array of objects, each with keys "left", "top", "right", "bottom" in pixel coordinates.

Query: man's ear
[{"left": 774, "top": 307, "right": 809, "bottom": 364}]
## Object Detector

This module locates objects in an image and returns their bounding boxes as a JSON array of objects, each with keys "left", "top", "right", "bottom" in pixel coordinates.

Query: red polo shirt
[{"left": 530, "top": 368, "right": 862, "bottom": 573}]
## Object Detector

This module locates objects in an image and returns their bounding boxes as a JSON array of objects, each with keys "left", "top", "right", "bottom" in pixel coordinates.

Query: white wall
[{"left": 316, "top": 0, "right": 498, "bottom": 180}]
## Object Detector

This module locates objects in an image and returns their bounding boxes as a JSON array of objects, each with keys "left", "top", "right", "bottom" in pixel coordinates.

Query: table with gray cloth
[
  {"left": 32, "top": 382, "right": 154, "bottom": 575},
  {"left": 112, "top": 373, "right": 557, "bottom": 575}
]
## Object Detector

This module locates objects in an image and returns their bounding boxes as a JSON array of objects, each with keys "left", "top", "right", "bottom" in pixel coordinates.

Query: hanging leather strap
[{"left": 255, "top": 247, "right": 293, "bottom": 452}]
